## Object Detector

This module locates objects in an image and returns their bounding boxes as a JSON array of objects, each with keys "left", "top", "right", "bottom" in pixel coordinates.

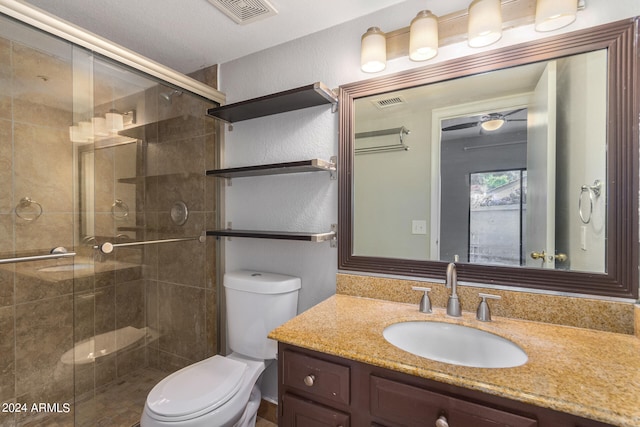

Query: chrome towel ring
[
  {"left": 111, "top": 199, "right": 129, "bottom": 220},
  {"left": 15, "top": 197, "right": 43, "bottom": 221},
  {"left": 578, "top": 180, "right": 602, "bottom": 224}
]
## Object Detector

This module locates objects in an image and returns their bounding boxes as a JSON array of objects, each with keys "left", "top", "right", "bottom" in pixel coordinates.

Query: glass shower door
[
  {"left": 0, "top": 15, "right": 77, "bottom": 426},
  {"left": 71, "top": 54, "right": 154, "bottom": 426},
  {"left": 1, "top": 12, "right": 220, "bottom": 426}
]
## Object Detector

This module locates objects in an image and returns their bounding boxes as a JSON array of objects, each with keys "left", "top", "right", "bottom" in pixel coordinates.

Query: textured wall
[{"left": 220, "top": 0, "right": 640, "bottom": 402}]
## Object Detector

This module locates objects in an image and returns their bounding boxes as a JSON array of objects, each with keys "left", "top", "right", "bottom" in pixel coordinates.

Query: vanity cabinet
[{"left": 278, "top": 343, "right": 614, "bottom": 427}]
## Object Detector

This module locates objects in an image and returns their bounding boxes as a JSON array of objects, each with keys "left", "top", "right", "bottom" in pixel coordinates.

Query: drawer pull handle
[
  {"left": 303, "top": 374, "right": 315, "bottom": 387},
  {"left": 435, "top": 415, "right": 449, "bottom": 427}
]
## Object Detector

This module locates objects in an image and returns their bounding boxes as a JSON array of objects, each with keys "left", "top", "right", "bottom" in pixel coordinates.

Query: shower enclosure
[{"left": 0, "top": 8, "right": 222, "bottom": 426}]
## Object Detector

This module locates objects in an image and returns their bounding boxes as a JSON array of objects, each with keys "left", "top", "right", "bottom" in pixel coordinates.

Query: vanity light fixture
[
  {"left": 78, "top": 121, "right": 94, "bottom": 140},
  {"left": 361, "top": 27, "right": 387, "bottom": 73},
  {"left": 535, "top": 0, "right": 578, "bottom": 32},
  {"left": 69, "top": 110, "right": 136, "bottom": 142},
  {"left": 409, "top": 10, "right": 439, "bottom": 61},
  {"left": 92, "top": 116, "right": 109, "bottom": 137},
  {"left": 69, "top": 125, "right": 84, "bottom": 143},
  {"left": 359, "top": 0, "right": 584, "bottom": 73},
  {"left": 468, "top": 0, "right": 503, "bottom": 48},
  {"left": 105, "top": 111, "right": 124, "bottom": 133}
]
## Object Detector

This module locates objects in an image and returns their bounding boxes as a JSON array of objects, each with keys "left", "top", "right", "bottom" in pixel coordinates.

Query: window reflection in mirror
[
  {"left": 468, "top": 169, "right": 526, "bottom": 267},
  {"left": 353, "top": 50, "right": 607, "bottom": 274}
]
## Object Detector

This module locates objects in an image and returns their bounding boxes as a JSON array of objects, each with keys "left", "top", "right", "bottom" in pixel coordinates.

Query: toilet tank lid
[{"left": 224, "top": 270, "right": 301, "bottom": 294}]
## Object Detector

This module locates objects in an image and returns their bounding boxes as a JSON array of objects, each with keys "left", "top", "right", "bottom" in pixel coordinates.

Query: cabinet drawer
[
  {"left": 282, "top": 393, "right": 350, "bottom": 427},
  {"left": 283, "top": 350, "right": 350, "bottom": 406},
  {"left": 371, "top": 376, "right": 537, "bottom": 427}
]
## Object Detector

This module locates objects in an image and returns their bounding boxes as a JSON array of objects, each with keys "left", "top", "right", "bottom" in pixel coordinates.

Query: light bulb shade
[
  {"left": 481, "top": 118, "right": 505, "bottom": 131},
  {"left": 92, "top": 117, "right": 109, "bottom": 137},
  {"left": 535, "top": 0, "right": 577, "bottom": 32},
  {"left": 69, "top": 125, "right": 84, "bottom": 143},
  {"left": 78, "top": 121, "right": 93, "bottom": 140},
  {"left": 105, "top": 112, "right": 124, "bottom": 133},
  {"left": 409, "top": 10, "right": 439, "bottom": 62},
  {"left": 361, "top": 27, "right": 386, "bottom": 73},
  {"left": 468, "top": 0, "right": 502, "bottom": 48}
]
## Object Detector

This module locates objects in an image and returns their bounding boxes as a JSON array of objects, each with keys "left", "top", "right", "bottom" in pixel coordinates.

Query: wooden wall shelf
[
  {"left": 207, "top": 227, "right": 336, "bottom": 244},
  {"left": 206, "top": 158, "right": 336, "bottom": 179},
  {"left": 205, "top": 82, "right": 337, "bottom": 123}
]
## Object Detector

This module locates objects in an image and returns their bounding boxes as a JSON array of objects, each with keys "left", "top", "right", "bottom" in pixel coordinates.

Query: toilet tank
[{"left": 224, "top": 270, "right": 301, "bottom": 360}]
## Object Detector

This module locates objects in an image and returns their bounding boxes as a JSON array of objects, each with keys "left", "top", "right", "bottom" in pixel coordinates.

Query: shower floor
[
  {"left": 75, "top": 367, "right": 168, "bottom": 427},
  {"left": 15, "top": 367, "right": 167, "bottom": 427}
]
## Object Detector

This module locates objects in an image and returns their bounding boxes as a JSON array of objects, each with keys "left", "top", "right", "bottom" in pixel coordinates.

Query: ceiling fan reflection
[{"left": 442, "top": 108, "right": 527, "bottom": 132}]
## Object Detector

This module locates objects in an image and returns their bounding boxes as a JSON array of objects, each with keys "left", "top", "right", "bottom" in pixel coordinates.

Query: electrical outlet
[{"left": 412, "top": 220, "right": 427, "bottom": 235}]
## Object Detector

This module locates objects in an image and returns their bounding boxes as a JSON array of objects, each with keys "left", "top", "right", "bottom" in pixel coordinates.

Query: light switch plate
[{"left": 412, "top": 220, "right": 427, "bottom": 235}]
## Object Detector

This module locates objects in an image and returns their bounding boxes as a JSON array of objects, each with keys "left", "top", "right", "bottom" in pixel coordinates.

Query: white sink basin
[
  {"left": 38, "top": 263, "right": 93, "bottom": 273},
  {"left": 383, "top": 321, "right": 527, "bottom": 368}
]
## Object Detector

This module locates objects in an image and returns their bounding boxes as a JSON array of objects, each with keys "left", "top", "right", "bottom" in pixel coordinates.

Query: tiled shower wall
[
  {"left": 0, "top": 25, "right": 220, "bottom": 426},
  {"left": 142, "top": 67, "right": 220, "bottom": 373}
]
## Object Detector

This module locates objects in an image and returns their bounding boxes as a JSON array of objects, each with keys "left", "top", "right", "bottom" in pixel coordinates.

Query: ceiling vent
[
  {"left": 372, "top": 96, "right": 405, "bottom": 109},
  {"left": 207, "top": 0, "right": 278, "bottom": 25}
]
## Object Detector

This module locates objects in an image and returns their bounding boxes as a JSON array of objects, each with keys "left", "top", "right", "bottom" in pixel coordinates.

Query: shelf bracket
[
  {"left": 329, "top": 87, "right": 340, "bottom": 113},
  {"left": 330, "top": 90, "right": 339, "bottom": 113},
  {"left": 330, "top": 156, "right": 337, "bottom": 180},
  {"left": 330, "top": 223, "right": 338, "bottom": 248}
]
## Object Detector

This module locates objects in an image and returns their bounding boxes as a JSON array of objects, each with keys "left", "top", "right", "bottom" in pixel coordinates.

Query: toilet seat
[{"left": 146, "top": 355, "right": 247, "bottom": 422}]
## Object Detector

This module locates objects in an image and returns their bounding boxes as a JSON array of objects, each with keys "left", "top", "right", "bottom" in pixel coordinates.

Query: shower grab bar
[
  {"left": 0, "top": 247, "right": 76, "bottom": 265},
  {"left": 95, "top": 232, "right": 206, "bottom": 254}
]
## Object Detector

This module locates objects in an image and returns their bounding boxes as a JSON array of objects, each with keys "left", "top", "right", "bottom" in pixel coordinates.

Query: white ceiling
[{"left": 23, "top": 0, "right": 413, "bottom": 74}]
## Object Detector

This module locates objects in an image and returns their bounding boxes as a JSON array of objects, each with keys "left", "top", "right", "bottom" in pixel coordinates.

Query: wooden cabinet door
[{"left": 282, "top": 393, "right": 350, "bottom": 427}]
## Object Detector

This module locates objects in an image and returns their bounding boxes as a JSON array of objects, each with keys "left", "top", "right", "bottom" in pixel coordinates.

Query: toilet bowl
[
  {"left": 141, "top": 270, "right": 301, "bottom": 427},
  {"left": 141, "top": 354, "right": 265, "bottom": 427}
]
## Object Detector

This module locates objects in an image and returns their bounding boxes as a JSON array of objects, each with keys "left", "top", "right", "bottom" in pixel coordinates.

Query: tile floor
[
  {"left": 14, "top": 366, "right": 278, "bottom": 427},
  {"left": 256, "top": 417, "right": 277, "bottom": 427}
]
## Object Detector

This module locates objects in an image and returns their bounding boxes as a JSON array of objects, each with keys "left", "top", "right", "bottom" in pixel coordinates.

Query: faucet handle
[
  {"left": 476, "top": 293, "right": 501, "bottom": 322},
  {"left": 412, "top": 286, "right": 432, "bottom": 314}
]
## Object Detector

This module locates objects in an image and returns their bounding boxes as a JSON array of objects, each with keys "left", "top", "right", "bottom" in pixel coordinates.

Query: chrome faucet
[{"left": 446, "top": 262, "right": 461, "bottom": 317}]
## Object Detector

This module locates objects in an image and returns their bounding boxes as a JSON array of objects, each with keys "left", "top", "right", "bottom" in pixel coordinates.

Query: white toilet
[{"left": 141, "top": 270, "right": 301, "bottom": 427}]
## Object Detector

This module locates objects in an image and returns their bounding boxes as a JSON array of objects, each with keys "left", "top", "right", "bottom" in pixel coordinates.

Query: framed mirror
[{"left": 338, "top": 19, "right": 639, "bottom": 299}]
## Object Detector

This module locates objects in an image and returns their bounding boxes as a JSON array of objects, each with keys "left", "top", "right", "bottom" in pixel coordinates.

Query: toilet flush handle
[{"left": 303, "top": 374, "right": 315, "bottom": 387}]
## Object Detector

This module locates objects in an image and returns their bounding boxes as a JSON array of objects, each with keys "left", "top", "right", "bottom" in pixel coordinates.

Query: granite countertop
[{"left": 269, "top": 294, "right": 640, "bottom": 427}]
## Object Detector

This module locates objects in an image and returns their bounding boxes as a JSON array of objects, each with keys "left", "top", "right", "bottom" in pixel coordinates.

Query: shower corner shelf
[
  {"left": 207, "top": 225, "right": 337, "bottom": 247},
  {"left": 205, "top": 82, "right": 338, "bottom": 123},
  {"left": 206, "top": 157, "right": 337, "bottom": 180}
]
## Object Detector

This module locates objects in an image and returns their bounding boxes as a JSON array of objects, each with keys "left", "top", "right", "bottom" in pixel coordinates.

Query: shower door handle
[
  {"left": 0, "top": 247, "right": 76, "bottom": 264},
  {"left": 95, "top": 232, "right": 206, "bottom": 254}
]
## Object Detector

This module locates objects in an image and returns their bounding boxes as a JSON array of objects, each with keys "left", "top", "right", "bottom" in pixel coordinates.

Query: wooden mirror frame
[{"left": 338, "top": 19, "right": 639, "bottom": 299}]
